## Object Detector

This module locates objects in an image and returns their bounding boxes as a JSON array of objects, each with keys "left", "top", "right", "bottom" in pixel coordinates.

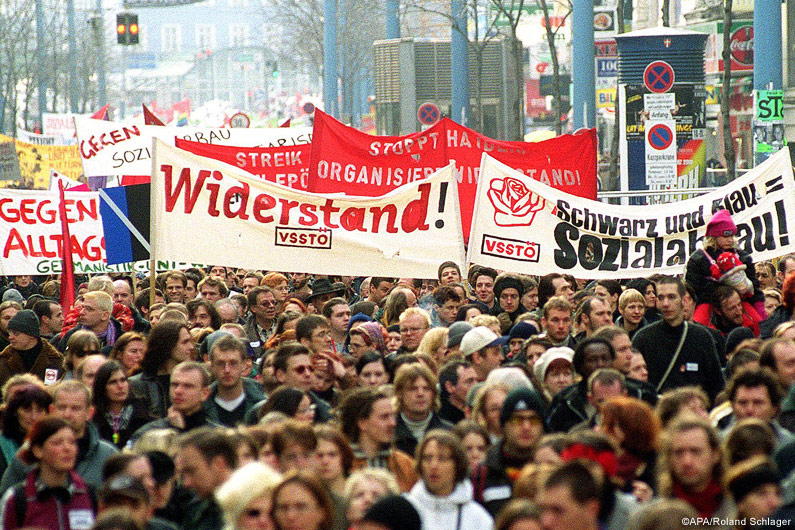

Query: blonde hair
[
  {"left": 343, "top": 468, "right": 399, "bottom": 500},
  {"left": 470, "top": 314, "right": 500, "bottom": 331},
  {"left": 87, "top": 276, "right": 114, "bottom": 296},
  {"left": 416, "top": 327, "right": 448, "bottom": 359},
  {"left": 215, "top": 462, "right": 282, "bottom": 530},
  {"left": 83, "top": 290, "right": 113, "bottom": 313},
  {"left": 471, "top": 383, "right": 509, "bottom": 432},
  {"left": 618, "top": 288, "right": 645, "bottom": 310}
]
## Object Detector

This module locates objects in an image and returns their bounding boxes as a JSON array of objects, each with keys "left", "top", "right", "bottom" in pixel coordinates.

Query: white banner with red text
[
  {"left": 151, "top": 139, "right": 465, "bottom": 277},
  {"left": 467, "top": 149, "right": 795, "bottom": 278},
  {"left": 74, "top": 117, "right": 311, "bottom": 177}
]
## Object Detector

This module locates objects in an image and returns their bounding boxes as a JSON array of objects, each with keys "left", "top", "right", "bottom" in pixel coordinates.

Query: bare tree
[
  {"left": 537, "top": 0, "right": 570, "bottom": 135},
  {"left": 609, "top": 0, "right": 625, "bottom": 183},
  {"left": 402, "top": 0, "right": 502, "bottom": 134},
  {"left": 720, "top": 0, "right": 735, "bottom": 180}
]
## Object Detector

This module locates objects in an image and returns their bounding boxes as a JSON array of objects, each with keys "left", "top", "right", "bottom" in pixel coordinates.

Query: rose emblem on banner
[{"left": 487, "top": 177, "right": 545, "bottom": 227}]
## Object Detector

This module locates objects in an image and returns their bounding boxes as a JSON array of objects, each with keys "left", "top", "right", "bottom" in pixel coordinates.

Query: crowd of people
[{"left": 1, "top": 209, "right": 795, "bottom": 530}]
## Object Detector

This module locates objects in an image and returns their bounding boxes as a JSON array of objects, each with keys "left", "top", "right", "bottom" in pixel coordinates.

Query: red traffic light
[{"left": 130, "top": 23, "right": 139, "bottom": 35}]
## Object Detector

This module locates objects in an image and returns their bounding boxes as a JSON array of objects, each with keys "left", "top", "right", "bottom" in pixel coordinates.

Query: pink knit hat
[{"left": 706, "top": 209, "right": 737, "bottom": 237}]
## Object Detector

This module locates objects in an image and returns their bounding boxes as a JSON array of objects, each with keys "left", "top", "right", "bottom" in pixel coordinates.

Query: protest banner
[
  {"left": 18, "top": 130, "right": 77, "bottom": 146},
  {"left": 306, "top": 110, "right": 597, "bottom": 239},
  {"left": 175, "top": 138, "right": 310, "bottom": 191},
  {"left": 0, "top": 134, "right": 83, "bottom": 189},
  {"left": 467, "top": 149, "right": 795, "bottom": 279},
  {"left": 151, "top": 138, "right": 465, "bottom": 277},
  {"left": 0, "top": 188, "right": 105, "bottom": 275},
  {"left": 74, "top": 117, "right": 312, "bottom": 177}
]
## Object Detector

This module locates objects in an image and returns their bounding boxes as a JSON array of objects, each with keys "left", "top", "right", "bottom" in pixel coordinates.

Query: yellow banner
[
  {"left": 0, "top": 134, "right": 82, "bottom": 189},
  {"left": 597, "top": 88, "right": 616, "bottom": 109}
]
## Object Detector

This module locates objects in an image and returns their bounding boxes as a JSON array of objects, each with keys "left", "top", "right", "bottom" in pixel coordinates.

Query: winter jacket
[
  {"left": 127, "top": 409, "right": 223, "bottom": 448},
  {"left": 0, "top": 339, "right": 64, "bottom": 389},
  {"left": 686, "top": 245, "right": 762, "bottom": 305},
  {"left": 406, "top": 479, "right": 494, "bottom": 530},
  {"left": 760, "top": 305, "right": 794, "bottom": 339},
  {"left": 0, "top": 422, "right": 117, "bottom": 495},
  {"left": 1, "top": 469, "right": 95, "bottom": 530},
  {"left": 129, "top": 371, "right": 170, "bottom": 419},
  {"left": 471, "top": 440, "right": 523, "bottom": 518},
  {"left": 92, "top": 401, "right": 153, "bottom": 449}
]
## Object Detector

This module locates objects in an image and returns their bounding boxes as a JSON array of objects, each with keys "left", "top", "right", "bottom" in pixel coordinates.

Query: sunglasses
[{"left": 293, "top": 365, "right": 314, "bottom": 375}]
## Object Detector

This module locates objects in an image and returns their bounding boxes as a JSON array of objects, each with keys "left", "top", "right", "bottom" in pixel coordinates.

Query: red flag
[
  {"left": 58, "top": 183, "right": 76, "bottom": 312},
  {"left": 143, "top": 105, "right": 165, "bottom": 126},
  {"left": 91, "top": 104, "right": 110, "bottom": 121},
  {"left": 279, "top": 118, "right": 291, "bottom": 128}
]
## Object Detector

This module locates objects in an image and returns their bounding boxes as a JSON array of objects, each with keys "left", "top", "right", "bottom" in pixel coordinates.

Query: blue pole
[
  {"left": 450, "top": 0, "right": 469, "bottom": 126},
  {"left": 386, "top": 0, "right": 400, "bottom": 39},
  {"left": 572, "top": 0, "right": 595, "bottom": 128},
  {"left": 324, "top": 0, "right": 339, "bottom": 117},
  {"left": 36, "top": 0, "right": 47, "bottom": 127},
  {"left": 753, "top": 0, "right": 782, "bottom": 89}
]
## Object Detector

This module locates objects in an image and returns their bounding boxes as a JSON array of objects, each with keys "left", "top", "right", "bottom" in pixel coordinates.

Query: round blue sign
[
  {"left": 647, "top": 123, "right": 674, "bottom": 150},
  {"left": 644, "top": 61, "right": 675, "bottom": 93},
  {"left": 417, "top": 102, "right": 440, "bottom": 125}
]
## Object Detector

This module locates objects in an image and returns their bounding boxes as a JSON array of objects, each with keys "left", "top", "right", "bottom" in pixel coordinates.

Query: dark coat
[
  {"left": 393, "top": 412, "right": 453, "bottom": 456},
  {"left": 0, "top": 340, "right": 64, "bottom": 389}
]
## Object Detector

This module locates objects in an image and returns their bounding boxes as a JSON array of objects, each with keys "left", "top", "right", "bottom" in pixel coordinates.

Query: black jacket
[
  {"left": 57, "top": 319, "right": 124, "bottom": 355},
  {"left": 129, "top": 371, "right": 170, "bottom": 419},
  {"left": 394, "top": 412, "right": 453, "bottom": 456},
  {"left": 471, "top": 440, "right": 528, "bottom": 517},
  {"left": 203, "top": 378, "right": 265, "bottom": 427},
  {"left": 546, "top": 378, "right": 658, "bottom": 433},
  {"left": 633, "top": 319, "right": 725, "bottom": 403}
]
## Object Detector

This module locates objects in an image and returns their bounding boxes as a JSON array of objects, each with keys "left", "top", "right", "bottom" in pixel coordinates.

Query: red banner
[
  {"left": 307, "top": 110, "right": 597, "bottom": 239},
  {"left": 175, "top": 138, "right": 310, "bottom": 191}
]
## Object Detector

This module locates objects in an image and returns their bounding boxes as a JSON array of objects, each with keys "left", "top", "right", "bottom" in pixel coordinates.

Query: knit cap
[
  {"left": 533, "top": 346, "right": 575, "bottom": 383},
  {"left": 706, "top": 209, "right": 737, "bottom": 237},
  {"left": 509, "top": 321, "right": 538, "bottom": 341},
  {"left": 7, "top": 310, "right": 40, "bottom": 338},
  {"left": 2, "top": 289, "right": 23, "bottom": 303},
  {"left": 500, "top": 386, "right": 546, "bottom": 428},
  {"left": 362, "top": 495, "right": 422, "bottom": 530},
  {"left": 493, "top": 275, "right": 525, "bottom": 299},
  {"left": 447, "top": 321, "right": 473, "bottom": 348}
]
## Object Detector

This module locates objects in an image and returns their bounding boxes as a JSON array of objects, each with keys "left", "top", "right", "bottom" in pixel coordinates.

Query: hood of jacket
[{"left": 409, "top": 478, "right": 474, "bottom": 509}]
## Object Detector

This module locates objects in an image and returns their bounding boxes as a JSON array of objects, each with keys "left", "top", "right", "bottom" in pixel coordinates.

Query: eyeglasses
[
  {"left": 508, "top": 415, "right": 542, "bottom": 427},
  {"left": 400, "top": 326, "right": 428, "bottom": 334},
  {"left": 260, "top": 300, "right": 278, "bottom": 307},
  {"left": 293, "top": 365, "right": 314, "bottom": 375}
]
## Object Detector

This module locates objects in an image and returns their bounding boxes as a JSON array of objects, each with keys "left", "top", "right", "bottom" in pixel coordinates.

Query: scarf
[
  {"left": 94, "top": 320, "right": 117, "bottom": 347},
  {"left": 105, "top": 405, "right": 134, "bottom": 445},
  {"left": 401, "top": 412, "right": 432, "bottom": 442},
  {"left": 673, "top": 479, "right": 724, "bottom": 519}
]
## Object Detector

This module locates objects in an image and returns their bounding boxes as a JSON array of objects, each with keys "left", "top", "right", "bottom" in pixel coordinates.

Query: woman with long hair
[
  {"left": 313, "top": 424, "right": 353, "bottom": 497},
  {"left": 109, "top": 332, "right": 146, "bottom": 376},
  {"left": 92, "top": 360, "right": 152, "bottom": 448},
  {"left": 258, "top": 386, "right": 315, "bottom": 424},
  {"left": 1, "top": 417, "right": 96, "bottom": 529},
  {"left": 0, "top": 385, "right": 51, "bottom": 477},
  {"left": 598, "top": 396, "right": 660, "bottom": 499}
]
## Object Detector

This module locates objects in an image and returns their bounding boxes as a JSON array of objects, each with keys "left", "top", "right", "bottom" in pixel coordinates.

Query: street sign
[
  {"left": 643, "top": 61, "right": 675, "bottom": 93},
  {"left": 647, "top": 123, "right": 674, "bottom": 150},
  {"left": 303, "top": 102, "right": 316, "bottom": 114},
  {"left": 229, "top": 112, "right": 250, "bottom": 128},
  {"left": 417, "top": 102, "right": 440, "bottom": 126},
  {"left": 596, "top": 57, "right": 617, "bottom": 78}
]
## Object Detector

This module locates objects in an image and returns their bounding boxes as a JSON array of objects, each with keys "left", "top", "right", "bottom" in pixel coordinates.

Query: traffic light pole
[
  {"left": 323, "top": 0, "right": 338, "bottom": 117},
  {"left": 95, "top": 0, "right": 107, "bottom": 108}
]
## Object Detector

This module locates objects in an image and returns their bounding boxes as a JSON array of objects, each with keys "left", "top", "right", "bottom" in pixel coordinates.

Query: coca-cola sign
[{"left": 730, "top": 25, "right": 753, "bottom": 66}]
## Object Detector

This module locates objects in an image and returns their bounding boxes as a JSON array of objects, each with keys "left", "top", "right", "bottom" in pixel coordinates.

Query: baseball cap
[{"left": 460, "top": 326, "right": 508, "bottom": 357}]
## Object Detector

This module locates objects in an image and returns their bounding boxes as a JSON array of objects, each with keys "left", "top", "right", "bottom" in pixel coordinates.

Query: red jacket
[
  {"left": 692, "top": 301, "right": 762, "bottom": 337},
  {"left": 2, "top": 469, "right": 95, "bottom": 530}
]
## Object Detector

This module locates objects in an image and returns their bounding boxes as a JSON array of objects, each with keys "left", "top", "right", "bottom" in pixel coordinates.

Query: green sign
[
  {"left": 754, "top": 89, "right": 786, "bottom": 165},
  {"left": 755, "top": 90, "right": 784, "bottom": 121}
]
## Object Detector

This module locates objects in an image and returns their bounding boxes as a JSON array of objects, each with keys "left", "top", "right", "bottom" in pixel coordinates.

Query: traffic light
[
  {"left": 116, "top": 13, "right": 139, "bottom": 45},
  {"left": 271, "top": 61, "right": 279, "bottom": 78}
]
